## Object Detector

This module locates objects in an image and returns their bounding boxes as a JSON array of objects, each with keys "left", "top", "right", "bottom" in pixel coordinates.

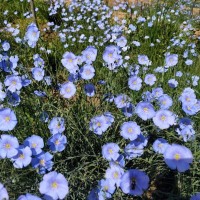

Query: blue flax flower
[
  {"left": 0, "top": 182, "right": 9, "bottom": 199},
  {"left": 190, "top": 193, "right": 200, "bottom": 200},
  {"left": 18, "top": 193, "right": 42, "bottom": 200},
  {"left": 120, "top": 169, "right": 149, "bottom": 196},
  {"left": 164, "top": 144, "right": 193, "bottom": 172},
  {"left": 12, "top": 146, "right": 32, "bottom": 168},
  {"left": 153, "top": 110, "right": 175, "bottom": 129},
  {"left": 120, "top": 121, "right": 141, "bottom": 141},
  {"left": 47, "top": 133, "right": 67, "bottom": 153},
  {"left": 24, "top": 135, "right": 44, "bottom": 155},
  {"left": 39, "top": 171, "right": 69, "bottom": 199},
  {"left": 0, "top": 134, "right": 19, "bottom": 158},
  {"left": 135, "top": 102, "right": 155, "bottom": 121},
  {"left": 48, "top": 117, "right": 65, "bottom": 135},
  {"left": 60, "top": 82, "right": 76, "bottom": 99},
  {"left": 153, "top": 138, "right": 169, "bottom": 154},
  {"left": 102, "top": 143, "right": 120, "bottom": 161},
  {"left": 32, "top": 151, "right": 53, "bottom": 174},
  {"left": 25, "top": 23, "right": 40, "bottom": 48},
  {"left": 105, "top": 165, "right": 124, "bottom": 187},
  {"left": 98, "top": 179, "right": 116, "bottom": 198}
]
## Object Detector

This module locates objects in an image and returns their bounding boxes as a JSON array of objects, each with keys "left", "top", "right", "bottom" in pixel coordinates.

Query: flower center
[
  {"left": 5, "top": 116, "right": 10, "bottom": 122},
  {"left": 68, "top": 59, "right": 73, "bottom": 63},
  {"left": 40, "top": 159, "right": 45, "bottom": 166},
  {"left": 108, "top": 148, "right": 113, "bottom": 154},
  {"left": 143, "top": 107, "right": 148, "bottom": 113},
  {"left": 12, "top": 80, "right": 17, "bottom": 85},
  {"left": 66, "top": 88, "right": 71, "bottom": 93},
  {"left": 85, "top": 69, "right": 91, "bottom": 75},
  {"left": 5, "top": 143, "right": 11, "bottom": 149},
  {"left": 113, "top": 172, "right": 119, "bottom": 179},
  {"left": 174, "top": 153, "right": 181, "bottom": 160},
  {"left": 51, "top": 182, "right": 58, "bottom": 189},
  {"left": 158, "top": 143, "right": 163, "bottom": 148},
  {"left": 108, "top": 53, "right": 113, "bottom": 58},
  {"left": 186, "top": 97, "right": 190, "bottom": 102},
  {"left": 132, "top": 81, "right": 137, "bottom": 85},
  {"left": 96, "top": 122, "right": 101, "bottom": 127},
  {"left": 19, "top": 154, "right": 24, "bottom": 159},
  {"left": 128, "top": 128, "right": 133, "bottom": 133},
  {"left": 104, "top": 186, "right": 108, "bottom": 191},
  {"left": 160, "top": 115, "right": 166, "bottom": 121},
  {"left": 55, "top": 140, "right": 60, "bottom": 145},
  {"left": 32, "top": 143, "right": 37, "bottom": 148}
]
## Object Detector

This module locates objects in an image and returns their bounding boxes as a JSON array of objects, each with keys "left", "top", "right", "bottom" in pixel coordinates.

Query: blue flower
[
  {"left": 138, "top": 55, "right": 151, "bottom": 66},
  {"left": 84, "top": 83, "right": 95, "bottom": 97},
  {"left": 2, "top": 41, "right": 10, "bottom": 51},
  {"left": 116, "top": 36, "right": 127, "bottom": 48},
  {"left": 165, "top": 54, "right": 178, "bottom": 67},
  {"left": 152, "top": 87, "right": 163, "bottom": 98},
  {"left": 82, "top": 46, "right": 97, "bottom": 64},
  {"left": 164, "top": 144, "right": 193, "bottom": 172},
  {"left": 12, "top": 146, "right": 32, "bottom": 168},
  {"left": 121, "top": 103, "right": 134, "bottom": 118},
  {"left": 39, "top": 171, "right": 69, "bottom": 199},
  {"left": 4, "top": 75, "right": 22, "bottom": 92},
  {"left": 153, "top": 110, "right": 175, "bottom": 129},
  {"left": 32, "top": 151, "right": 53, "bottom": 174},
  {"left": 98, "top": 179, "right": 116, "bottom": 198},
  {"left": 157, "top": 94, "right": 173, "bottom": 109},
  {"left": 114, "top": 94, "right": 130, "bottom": 109},
  {"left": 34, "top": 90, "right": 47, "bottom": 97},
  {"left": 102, "top": 143, "right": 120, "bottom": 161},
  {"left": 31, "top": 67, "right": 45, "bottom": 81},
  {"left": 0, "top": 134, "right": 19, "bottom": 158},
  {"left": 153, "top": 138, "right": 169, "bottom": 154},
  {"left": 47, "top": 133, "right": 67, "bottom": 153},
  {"left": 120, "top": 169, "right": 149, "bottom": 196},
  {"left": 60, "top": 82, "right": 76, "bottom": 99},
  {"left": 18, "top": 193, "right": 42, "bottom": 200},
  {"left": 7, "top": 91, "right": 21, "bottom": 107},
  {"left": 120, "top": 121, "right": 141, "bottom": 141},
  {"left": 103, "top": 45, "right": 120, "bottom": 65},
  {"left": 61, "top": 52, "right": 78, "bottom": 73},
  {"left": 190, "top": 193, "right": 200, "bottom": 200},
  {"left": 109, "top": 154, "right": 125, "bottom": 168},
  {"left": 0, "top": 108, "right": 17, "bottom": 131},
  {"left": 25, "top": 23, "right": 40, "bottom": 48},
  {"left": 0, "top": 182, "right": 9, "bottom": 200},
  {"left": 176, "top": 126, "right": 195, "bottom": 142},
  {"left": 89, "top": 115, "right": 109, "bottom": 135},
  {"left": 24, "top": 135, "right": 44, "bottom": 155},
  {"left": 48, "top": 117, "right": 65, "bottom": 135},
  {"left": 105, "top": 165, "right": 124, "bottom": 187},
  {"left": 80, "top": 64, "right": 95, "bottom": 80},
  {"left": 124, "top": 141, "right": 144, "bottom": 159},
  {"left": 168, "top": 79, "right": 178, "bottom": 88},
  {"left": 128, "top": 76, "right": 142, "bottom": 91},
  {"left": 144, "top": 74, "right": 156, "bottom": 86},
  {"left": 135, "top": 102, "right": 155, "bottom": 120}
]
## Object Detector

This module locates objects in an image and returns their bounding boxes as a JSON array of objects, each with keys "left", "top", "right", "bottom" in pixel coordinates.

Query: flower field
[{"left": 0, "top": 0, "right": 200, "bottom": 199}]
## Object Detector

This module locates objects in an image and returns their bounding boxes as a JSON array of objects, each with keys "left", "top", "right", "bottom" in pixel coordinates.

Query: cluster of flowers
[
  {"left": 0, "top": 171, "right": 69, "bottom": 200},
  {"left": 88, "top": 141, "right": 149, "bottom": 199},
  {"left": 0, "top": 107, "right": 68, "bottom": 199},
  {"left": 89, "top": 112, "right": 114, "bottom": 135},
  {"left": 60, "top": 46, "right": 97, "bottom": 98},
  {"left": 0, "top": 0, "right": 200, "bottom": 198}
]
